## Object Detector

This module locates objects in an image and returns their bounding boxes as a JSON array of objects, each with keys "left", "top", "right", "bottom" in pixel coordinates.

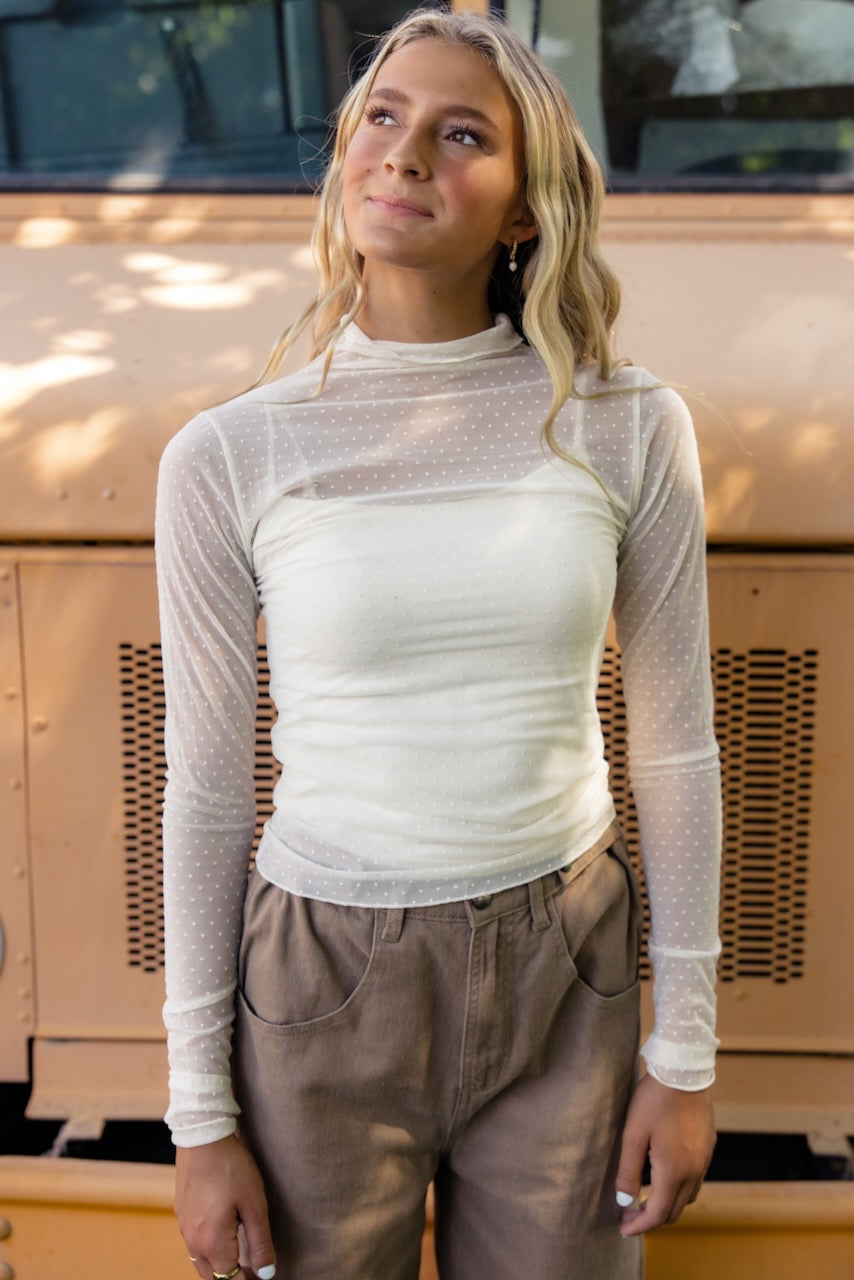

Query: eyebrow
[{"left": 366, "top": 86, "right": 500, "bottom": 133}]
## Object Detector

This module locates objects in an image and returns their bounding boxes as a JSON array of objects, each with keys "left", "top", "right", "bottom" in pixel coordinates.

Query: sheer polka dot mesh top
[{"left": 156, "top": 316, "right": 721, "bottom": 1146}]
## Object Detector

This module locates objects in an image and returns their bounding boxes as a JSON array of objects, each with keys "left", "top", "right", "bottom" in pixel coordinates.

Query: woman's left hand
[{"left": 615, "top": 1073, "right": 716, "bottom": 1235}]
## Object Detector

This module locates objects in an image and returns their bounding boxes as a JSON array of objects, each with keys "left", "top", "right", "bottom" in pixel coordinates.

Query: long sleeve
[
  {"left": 153, "top": 326, "right": 723, "bottom": 1138},
  {"left": 155, "top": 413, "right": 260, "bottom": 1145},
  {"left": 613, "top": 386, "right": 722, "bottom": 1090}
]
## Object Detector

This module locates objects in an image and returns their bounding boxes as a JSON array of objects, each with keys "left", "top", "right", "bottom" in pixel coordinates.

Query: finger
[
  {"left": 619, "top": 1172, "right": 686, "bottom": 1236},
  {"left": 180, "top": 1220, "right": 235, "bottom": 1276},
  {"left": 668, "top": 1180, "right": 697, "bottom": 1224},
  {"left": 621, "top": 1154, "right": 683, "bottom": 1234},
  {"left": 184, "top": 1242, "right": 212, "bottom": 1278},
  {"left": 207, "top": 1239, "right": 243, "bottom": 1280},
  {"left": 209, "top": 1268, "right": 244, "bottom": 1280},
  {"left": 615, "top": 1123, "right": 647, "bottom": 1210},
  {"left": 238, "top": 1196, "right": 277, "bottom": 1279},
  {"left": 686, "top": 1171, "right": 706, "bottom": 1207}
]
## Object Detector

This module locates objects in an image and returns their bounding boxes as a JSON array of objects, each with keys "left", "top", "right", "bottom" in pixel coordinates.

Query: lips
[{"left": 368, "top": 193, "right": 433, "bottom": 217}]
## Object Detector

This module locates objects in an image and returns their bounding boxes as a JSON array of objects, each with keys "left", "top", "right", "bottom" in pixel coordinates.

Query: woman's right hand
[{"left": 176, "top": 1133, "right": 277, "bottom": 1279}]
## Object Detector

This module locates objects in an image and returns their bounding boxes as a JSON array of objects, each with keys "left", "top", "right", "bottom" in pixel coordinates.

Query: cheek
[
  {"left": 341, "top": 151, "right": 359, "bottom": 200},
  {"left": 341, "top": 151, "right": 375, "bottom": 251},
  {"left": 343, "top": 131, "right": 379, "bottom": 181},
  {"left": 454, "top": 175, "right": 516, "bottom": 236},
  {"left": 342, "top": 146, "right": 368, "bottom": 222}
]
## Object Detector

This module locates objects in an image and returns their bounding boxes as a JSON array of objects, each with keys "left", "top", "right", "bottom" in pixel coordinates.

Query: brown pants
[{"left": 233, "top": 839, "right": 643, "bottom": 1280}]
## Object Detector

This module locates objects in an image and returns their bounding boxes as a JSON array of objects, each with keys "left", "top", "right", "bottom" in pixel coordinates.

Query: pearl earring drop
[{"left": 508, "top": 240, "right": 518, "bottom": 272}]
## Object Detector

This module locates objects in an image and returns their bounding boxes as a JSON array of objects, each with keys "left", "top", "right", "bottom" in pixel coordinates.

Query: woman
[{"left": 155, "top": 9, "right": 721, "bottom": 1280}]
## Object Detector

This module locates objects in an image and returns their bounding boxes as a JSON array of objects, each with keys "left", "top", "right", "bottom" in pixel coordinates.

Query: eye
[
  {"left": 447, "top": 123, "right": 487, "bottom": 148},
  {"left": 365, "top": 106, "right": 397, "bottom": 127}
]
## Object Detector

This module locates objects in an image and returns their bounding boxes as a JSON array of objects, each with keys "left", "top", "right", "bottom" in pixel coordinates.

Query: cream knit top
[{"left": 156, "top": 316, "right": 721, "bottom": 1146}]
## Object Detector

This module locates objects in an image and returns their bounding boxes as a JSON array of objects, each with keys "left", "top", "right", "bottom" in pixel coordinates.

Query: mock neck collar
[{"left": 334, "top": 313, "right": 524, "bottom": 366}]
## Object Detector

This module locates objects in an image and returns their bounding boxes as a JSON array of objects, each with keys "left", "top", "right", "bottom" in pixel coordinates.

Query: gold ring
[{"left": 213, "top": 1269, "right": 241, "bottom": 1280}]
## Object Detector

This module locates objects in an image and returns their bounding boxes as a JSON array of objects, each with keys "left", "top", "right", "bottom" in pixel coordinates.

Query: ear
[{"left": 504, "top": 204, "right": 538, "bottom": 247}]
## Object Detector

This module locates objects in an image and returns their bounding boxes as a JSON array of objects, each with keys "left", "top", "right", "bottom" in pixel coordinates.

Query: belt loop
[
  {"left": 382, "top": 908, "right": 405, "bottom": 943},
  {"left": 528, "top": 876, "right": 550, "bottom": 932}
]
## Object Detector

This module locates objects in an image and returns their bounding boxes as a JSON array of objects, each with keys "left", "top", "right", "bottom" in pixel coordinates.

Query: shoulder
[
  {"left": 160, "top": 358, "right": 324, "bottom": 480},
  {"left": 577, "top": 361, "right": 689, "bottom": 413},
  {"left": 590, "top": 364, "right": 696, "bottom": 453},
  {"left": 157, "top": 407, "right": 245, "bottom": 516},
  {"left": 163, "top": 386, "right": 273, "bottom": 461},
  {"left": 159, "top": 407, "right": 220, "bottom": 468},
  {"left": 157, "top": 410, "right": 226, "bottom": 499},
  {"left": 559, "top": 360, "right": 694, "bottom": 443}
]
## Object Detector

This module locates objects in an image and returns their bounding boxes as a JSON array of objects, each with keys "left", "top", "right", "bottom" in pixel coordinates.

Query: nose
[{"left": 383, "top": 129, "right": 429, "bottom": 179}]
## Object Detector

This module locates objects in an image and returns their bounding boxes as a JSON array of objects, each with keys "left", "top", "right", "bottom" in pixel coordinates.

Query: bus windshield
[
  {"left": 0, "top": 0, "right": 416, "bottom": 188},
  {"left": 514, "top": 0, "right": 854, "bottom": 188},
  {"left": 1, "top": 0, "right": 852, "bottom": 189}
]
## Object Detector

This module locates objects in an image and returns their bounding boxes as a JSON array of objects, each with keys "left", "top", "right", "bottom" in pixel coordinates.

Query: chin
[{"left": 358, "top": 243, "right": 436, "bottom": 272}]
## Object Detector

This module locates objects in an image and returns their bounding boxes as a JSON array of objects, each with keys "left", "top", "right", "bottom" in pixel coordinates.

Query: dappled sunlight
[
  {"left": 91, "top": 281, "right": 141, "bottom": 316},
  {"left": 611, "top": 234, "right": 853, "bottom": 543},
  {"left": 786, "top": 420, "right": 840, "bottom": 468},
  {"left": 703, "top": 465, "right": 757, "bottom": 531},
  {"left": 123, "top": 252, "right": 225, "bottom": 279},
  {"left": 31, "top": 314, "right": 63, "bottom": 334},
  {"left": 0, "top": 229, "right": 318, "bottom": 538},
  {"left": 292, "top": 243, "right": 316, "bottom": 271},
  {"left": 97, "top": 195, "right": 205, "bottom": 238},
  {"left": 142, "top": 271, "right": 284, "bottom": 311},
  {"left": 123, "top": 249, "right": 291, "bottom": 311},
  {"left": 2, "top": 202, "right": 849, "bottom": 545},
  {"left": 0, "top": 352, "right": 115, "bottom": 416},
  {"left": 29, "top": 407, "right": 128, "bottom": 483},
  {"left": 697, "top": 403, "right": 849, "bottom": 542},
  {"left": 803, "top": 197, "right": 854, "bottom": 235},
  {"left": 0, "top": 239, "right": 315, "bottom": 416},
  {"left": 735, "top": 406, "right": 775, "bottom": 434},
  {"left": 9, "top": 196, "right": 246, "bottom": 247},
  {"left": 210, "top": 347, "right": 259, "bottom": 377},
  {"left": 53, "top": 329, "right": 113, "bottom": 355},
  {"left": 13, "top": 217, "right": 78, "bottom": 248}
]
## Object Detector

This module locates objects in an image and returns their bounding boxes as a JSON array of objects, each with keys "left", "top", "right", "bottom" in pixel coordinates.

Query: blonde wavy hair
[{"left": 259, "top": 6, "right": 629, "bottom": 453}]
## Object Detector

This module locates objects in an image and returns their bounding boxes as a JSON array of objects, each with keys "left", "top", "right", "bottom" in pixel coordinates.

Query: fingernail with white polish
[
  {"left": 258, "top": 1267, "right": 277, "bottom": 1280},
  {"left": 616, "top": 1191, "right": 635, "bottom": 1208}
]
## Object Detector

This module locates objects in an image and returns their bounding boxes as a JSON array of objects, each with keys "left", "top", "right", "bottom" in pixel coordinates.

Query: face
[{"left": 342, "top": 38, "right": 534, "bottom": 285}]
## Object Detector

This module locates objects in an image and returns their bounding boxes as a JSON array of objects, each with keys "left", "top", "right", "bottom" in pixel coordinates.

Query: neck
[{"left": 356, "top": 263, "right": 495, "bottom": 343}]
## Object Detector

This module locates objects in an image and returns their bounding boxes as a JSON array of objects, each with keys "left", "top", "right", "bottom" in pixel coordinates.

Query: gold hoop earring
[{"left": 508, "top": 240, "right": 518, "bottom": 273}]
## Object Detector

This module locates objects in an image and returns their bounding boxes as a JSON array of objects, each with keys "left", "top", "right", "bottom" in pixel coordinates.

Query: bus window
[
  {"left": 0, "top": 0, "right": 426, "bottom": 188},
  {"left": 509, "top": 0, "right": 854, "bottom": 187}
]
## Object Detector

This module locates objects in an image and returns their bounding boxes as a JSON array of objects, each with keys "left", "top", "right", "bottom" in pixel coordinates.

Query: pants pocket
[
  {"left": 551, "top": 838, "right": 642, "bottom": 1003},
  {"left": 238, "top": 872, "right": 379, "bottom": 1032}
]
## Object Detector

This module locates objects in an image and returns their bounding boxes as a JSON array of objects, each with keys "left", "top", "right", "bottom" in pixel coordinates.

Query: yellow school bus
[{"left": 1, "top": 2, "right": 853, "bottom": 1276}]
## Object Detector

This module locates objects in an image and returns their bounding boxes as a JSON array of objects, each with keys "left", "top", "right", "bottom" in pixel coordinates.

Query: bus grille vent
[
  {"left": 597, "top": 646, "right": 816, "bottom": 983},
  {"left": 118, "top": 643, "right": 279, "bottom": 973},
  {"left": 120, "top": 643, "right": 817, "bottom": 983},
  {"left": 713, "top": 648, "right": 815, "bottom": 983}
]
